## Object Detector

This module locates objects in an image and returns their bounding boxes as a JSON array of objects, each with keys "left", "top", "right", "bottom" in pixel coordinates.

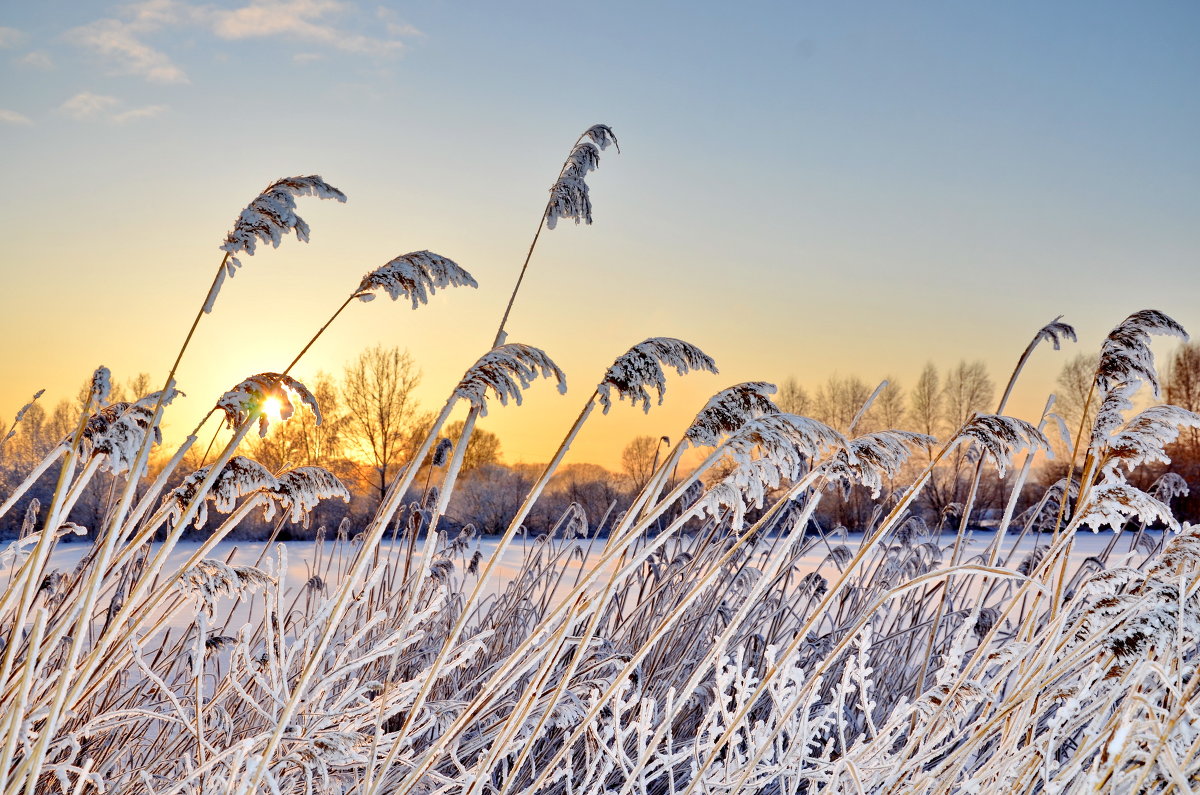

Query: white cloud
[
  {"left": 0, "top": 109, "right": 33, "bottom": 126},
  {"left": 63, "top": 0, "right": 415, "bottom": 83},
  {"left": 112, "top": 104, "right": 168, "bottom": 123},
  {"left": 208, "top": 0, "right": 406, "bottom": 56},
  {"left": 60, "top": 92, "right": 121, "bottom": 120},
  {"left": 64, "top": 18, "right": 189, "bottom": 83},
  {"left": 17, "top": 50, "right": 54, "bottom": 69},
  {"left": 60, "top": 92, "right": 166, "bottom": 124},
  {"left": 292, "top": 52, "right": 325, "bottom": 63},
  {"left": 0, "top": 27, "right": 26, "bottom": 48}
]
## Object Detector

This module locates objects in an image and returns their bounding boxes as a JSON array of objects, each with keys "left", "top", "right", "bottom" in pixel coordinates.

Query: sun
[{"left": 261, "top": 395, "right": 285, "bottom": 423}]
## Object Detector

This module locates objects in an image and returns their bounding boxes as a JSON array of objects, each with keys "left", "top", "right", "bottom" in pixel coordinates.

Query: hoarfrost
[
  {"left": 1077, "top": 478, "right": 1178, "bottom": 533},
  {"left": 209, "top": 175, "right": 347, "bottom": 314},
  {"left": 454, "top": 343, "right": 566, "bottom": 416},
  {"left": 216, "top": 372, "right": 321, "bottom": 437},
  {"left": 545, "top": 124, "right": 619, "bottom": 230},
  {"left": 597, "top": 337, "right": 717, "bottom": 414},
  {"left": 166, "top": 455, "right": 279, "bottom": 529},
  {"left": 685, "top": 382, "right": 779, "bottom": 447},
  {"left": 956, "top": 414, "right": 1050, "bottom": 476},
  {"left": 79, "top": 388, "right": 182, "bottom": 475},
  {"left": 261, "top": 466, "right": 351, "bottom": 527},
  {"left": 354, "top": 250, "right": 478, "bottom": 308}
]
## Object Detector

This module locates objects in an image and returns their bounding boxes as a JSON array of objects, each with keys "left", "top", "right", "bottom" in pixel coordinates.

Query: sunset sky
[{"left": 1, "top": 1, "right": 1198, "bottom": 469}]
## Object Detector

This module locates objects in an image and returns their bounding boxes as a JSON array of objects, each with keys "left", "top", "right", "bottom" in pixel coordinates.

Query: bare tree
[
  {"left": 1167, "top": 342, "right": 1200, "bottom": 459},
  {"left": 909, "top": 363, "right": 942, "bottom": 439},
  {"left": 1053, "top": 353, "right": 1099, "bottom": 450},
  {"left": 814, "top": 375, "right": 873, "bottom": 433},
  {"left": 942, "top": 360, "right": 994, "bottom": 429},
  {"left": 250, "top": 372, "right": 347, "bottom": 474},
  {"left": 777, "top": 377, "right": 812, "bottom": 415},
  {"left": 445, "top": 420, "right": 503, "bottom": 475},
  {"left": 342, "top": 346, "right": 422, "bottom": 504},
  {"left": 622, "top": 435, "right": 662, "bottom": 493},
  {"left": 867, "top": 378, "right": 906, "bottom": 432}
]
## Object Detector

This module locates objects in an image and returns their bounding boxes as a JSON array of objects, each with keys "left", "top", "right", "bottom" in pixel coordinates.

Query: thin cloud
[
  {"left": 17, "top": 50, "right": 54, "bottom": 69},
  {"left": 60, "top": 91, "right": 166, "bottom": 124},
  {"left": 0, "top": 27, "right": 26, "bottom": 48},
  {"left": 63, "top": 0, "right": 418, "bottom": 84},
  {"left": 64, "top": 18, "right": 189, "bottom": 84},
  {"left": 0, "top": 109, "right": 33, "bottom": 126},
  {"left": 209, "top": 0, "right": 408, "bottom": 56}
]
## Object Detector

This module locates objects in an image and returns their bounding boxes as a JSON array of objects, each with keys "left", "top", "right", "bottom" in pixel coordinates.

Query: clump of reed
[{"left": 1, "top": 125, "right": 1198, "bottom": 795}]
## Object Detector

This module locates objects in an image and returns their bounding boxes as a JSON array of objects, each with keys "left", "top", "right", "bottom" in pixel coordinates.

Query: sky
[{"left": 1, "top": 1, "right": 1198, "bottom": 470}]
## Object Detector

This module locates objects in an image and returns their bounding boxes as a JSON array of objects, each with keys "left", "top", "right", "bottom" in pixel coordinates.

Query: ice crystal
[
  {"left": 957, "top": 414, "right": 1050, "bottom": 476},
  {"left": 166, "top": 455, "right": 280, "bottom": 529},
  {"left": 209, "top": 175, "right": 347, "bottom": 313},
  {"left": 216, "top": 372, "right": 321, "bottom": 437},
  {"left": 454, "top": 343, "right": 566, "bottom": 416},
  {"left": 79, "top": 389, "right": 181, "bottom": 475},
  {"left": 597, "top": 337, "right": 718, "bottom": 414},
  {"left": 261, "top": 466, "right": 350, "bottom": 527},
  {"left": 1095, "top": 310, "right": 1188, "bottom": 396},
  {"left": 685, "top": 382, "right": 779, "bottom": 447},
  {"left": 354, "top": 250, "right": 478, "bottom": 308},
  {"left": 545, "top": 124, "right": 619, "bottom": 229}
]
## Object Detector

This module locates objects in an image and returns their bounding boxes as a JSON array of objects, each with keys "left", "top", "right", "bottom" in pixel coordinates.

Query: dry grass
[{"left": 1, "top": 131, "right": 1198, "bottom": 794}]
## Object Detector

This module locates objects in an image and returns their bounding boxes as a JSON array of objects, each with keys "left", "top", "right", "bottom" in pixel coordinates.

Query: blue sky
[{"left": 1, "top": 1, "right": 1198, "bottom": 466}]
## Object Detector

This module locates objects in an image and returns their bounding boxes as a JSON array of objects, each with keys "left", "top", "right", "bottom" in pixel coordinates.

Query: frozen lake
[{"left": 14, "top": 526, "right": 1162, "bottom": 639}]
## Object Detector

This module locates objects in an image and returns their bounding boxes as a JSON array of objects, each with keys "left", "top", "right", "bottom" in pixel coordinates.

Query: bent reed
[{"left": 1, "top": 126, "right": 1198, "bottom": 794}]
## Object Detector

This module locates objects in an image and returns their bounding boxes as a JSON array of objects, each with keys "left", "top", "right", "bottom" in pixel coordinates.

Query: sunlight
[{"left": 261, "top": 395, "right": 284, "bottom": 423}]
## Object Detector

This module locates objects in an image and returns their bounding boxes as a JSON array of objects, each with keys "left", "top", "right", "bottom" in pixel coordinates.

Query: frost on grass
[
  {"left": 823, "top": 430, "right": 935, "bottom": 499},
  {"left": 89, "top": 366, "right": 111, "bottom": 405},
  {"left": 956, "top": 414, "right": 1050, "bottom": 476},
  {"left": 597, "top": 337, "right": 717, "bottom": 414},
  {"left": 1032, "top": 315, "right": 1078, "bottom": 351},
  {"left": 545, "top": 124, "right": 619, "bottom": 230},
  {"left": 354, "top": 251, "right": 478, "bottom": 309},
  {"left": 177, "top": 559, "right": 274, "bottom": 616},
  {"left": 454, "top": 343, "right": 566, "bottom": 416},
  {"left": 79, "top": 389, "right": 182, "bottom": 475},
  {"left": 262, "top": 466, "right": 351, "bottom": 527},
  {"left": 1077, "top": 478, "right": 1179, "bottom": 533},
  {"left": 166, "top": 455, "right": 279, "bottom": 529},
  {"left": 685, "top": 382, "right": 779, "bottom": 447},
  {"left": 208, "top": 175, "right": 347, "bottom": 314},
  {"left": 698, "top": 413, "right": 844, "bottom": 526},
  {"left": 216, "top": 373, "right": 321, "bottom": 437},
  {"left": 1101, "top": 404, "right": 1200, "bottom": 476},
  {"left": 1092, "top": 310, "right": 1189, "bottom": 442}
]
